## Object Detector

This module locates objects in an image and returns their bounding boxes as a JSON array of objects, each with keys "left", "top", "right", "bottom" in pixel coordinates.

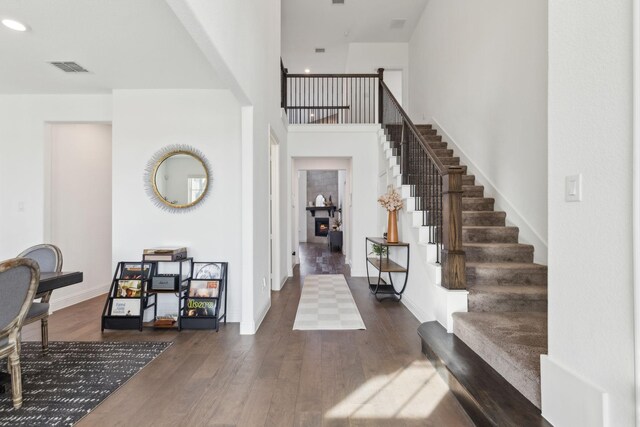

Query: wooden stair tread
[
  {"left": 418, "top": 321, "right": 551, "bottom": 426},
  {"left": 466, "top": 262, "right": 547, "bottom": 270}
]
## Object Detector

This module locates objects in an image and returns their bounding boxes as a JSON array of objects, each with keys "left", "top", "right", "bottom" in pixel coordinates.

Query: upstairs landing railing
[{"left": 281, "top": 62, "right": 466, "bottom": 289}]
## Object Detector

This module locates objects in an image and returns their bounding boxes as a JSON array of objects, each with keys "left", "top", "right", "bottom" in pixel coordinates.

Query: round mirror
[{"left": 144, "top": 145, "right": 212, "bottom": 212}]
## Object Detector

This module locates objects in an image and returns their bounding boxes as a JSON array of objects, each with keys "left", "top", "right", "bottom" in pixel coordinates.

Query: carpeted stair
[{"left": 413, "top": 124, "right": 548, "bottom": 409}]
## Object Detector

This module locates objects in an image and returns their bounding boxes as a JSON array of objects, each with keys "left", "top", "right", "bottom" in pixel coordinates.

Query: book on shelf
[
  {"left": 116, "top": 279, "right": 142, "bottom": 298},
  {"left": 110, "top": 298, "right": 141, "bottom": 316},
  {"left": 188, "top": 280, "right": 220, "bottom": 298},
  {"left": 121, "top": 263, "right": 152, "bottom": 280},
  {"left": 184, "top": 298, "right": 216, "bottom": 317},
  {"left": 143, "top": 252, "right": 187, "bottom": 262},
  {"left": 143, "top": 247, "right": 187, "bottom": 255},
  {"left": 192, "top": 262, "right": 222, "bottom": 280}
]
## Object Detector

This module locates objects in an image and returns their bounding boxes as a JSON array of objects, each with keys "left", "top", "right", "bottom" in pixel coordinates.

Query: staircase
[{"left": 381, "top": 123, "right": 548, "bottom": 410}]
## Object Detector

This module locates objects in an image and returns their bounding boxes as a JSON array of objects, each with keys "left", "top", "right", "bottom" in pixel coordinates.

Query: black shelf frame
[
  {"left": 145, "top": 257, "right": 193, "bottom": 331},
  {"left": 102, "top": 261, "right": 152, "bottom": 331},
  {"left": 181, "top": 261, "right": 228, "bottom": 332},
  {"left": 102, "top": 258, "right": 193, "bottom": 331},
  {"left": 365, "top": 237, "right": 410, "bottom": 302}
]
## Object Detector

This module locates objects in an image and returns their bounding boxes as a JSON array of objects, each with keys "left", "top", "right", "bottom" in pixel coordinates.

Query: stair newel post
[
  {"left": 441, "top": 166, "right": 466, "bottom": 290},
  {"left": 281, "top": 59, "right": 288, "bottom": 111},
  {"left": 377, "top": 68, "right": 384, "bottom": 124}
]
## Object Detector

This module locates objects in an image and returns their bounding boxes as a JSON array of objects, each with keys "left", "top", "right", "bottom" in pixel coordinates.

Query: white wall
[
  {"left": 345, "top": 42, "right": 409, "bottom": 106},
  {"left": 0, "top": 94, "right": 112, "bottom": 309},
  {"left": 288, "top": 125, "right": 379, "bottom": 276},
  {"left": 171, "top": 0, "right": 288, "bottom": 334},
  {"left": 542, "top": 0, "right": 636, "bottom": 426},
  {"left": 46, "top": 124, "right": 113, "bottom": 311},
  {"left": 408, "top": 0, "right": 548, "bottom": 262},
  {"left": 111, "top": 89, "right": 243, "bottom": 322}
]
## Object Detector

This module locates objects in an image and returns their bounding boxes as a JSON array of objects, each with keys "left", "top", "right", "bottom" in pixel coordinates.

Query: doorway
[{"left": 292, "top": 158, "right": 352, "bottom": 276}]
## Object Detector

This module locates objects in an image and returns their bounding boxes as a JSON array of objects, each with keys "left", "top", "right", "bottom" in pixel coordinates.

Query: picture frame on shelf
[
  {"left": 116, "top": 279, "right": 142, "bottom": 298},
  {"left": 110, "top": 298, "right": 141, "bottom": 316},
  {"left": 188, "top": 280, "right": 220, "bottom": 298},
  {"left": 120, "top": 263, "right": 152, "bottom": 280},
  {"left": 192, "top": 262, "right": 222, "bottom": 280}
]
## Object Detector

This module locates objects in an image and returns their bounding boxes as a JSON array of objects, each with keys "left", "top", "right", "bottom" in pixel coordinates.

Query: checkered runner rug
[{"left": 293, "top": 274, "right": 366, "bottom": 330}]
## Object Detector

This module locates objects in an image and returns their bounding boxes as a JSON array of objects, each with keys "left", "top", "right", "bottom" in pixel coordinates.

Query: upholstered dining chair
[
  {"left": 17, "top": 244, "right": 62, "bottom": 354},
  {"left": 0, "top": 257, "right": 39, "bottom": 409}
]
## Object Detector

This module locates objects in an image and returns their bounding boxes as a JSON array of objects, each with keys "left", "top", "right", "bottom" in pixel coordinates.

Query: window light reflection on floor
[{"left": 325, "top": 360, "right": 448, "bottom": 420}]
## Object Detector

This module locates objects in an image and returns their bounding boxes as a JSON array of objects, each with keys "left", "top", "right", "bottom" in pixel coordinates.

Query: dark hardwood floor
[
  {"left": 19, "top": 255, "right": 473, "bottom": 427},
  {"left": 299, "top": 242, "right": 350, "bottom": 277}
]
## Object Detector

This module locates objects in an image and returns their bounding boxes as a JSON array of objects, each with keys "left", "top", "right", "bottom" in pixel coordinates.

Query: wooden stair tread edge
[
  {"left": 467, "top": 283, "right": 548, "bottom": 295},
  {"left": 418, "top": 321, "right": 551, "bottom": 427},
  {"left": 466, "top": 262, "right": 547, "bottom": 270},
  {"left": 463, "top": 242, "right": 533, "bottom": 248}
]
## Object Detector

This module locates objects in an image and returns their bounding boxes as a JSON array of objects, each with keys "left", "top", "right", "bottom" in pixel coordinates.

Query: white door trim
[
  {"left": 269, "top": 128, "right": 282, "bottom": 291},
  {"left": 633, "top": 0, "right": 640, "bottom": 422}
]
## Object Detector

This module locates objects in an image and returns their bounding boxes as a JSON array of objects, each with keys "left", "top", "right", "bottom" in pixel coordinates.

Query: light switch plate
[{"left": 565, "top": 174, "right": 582, "bottom": 202}]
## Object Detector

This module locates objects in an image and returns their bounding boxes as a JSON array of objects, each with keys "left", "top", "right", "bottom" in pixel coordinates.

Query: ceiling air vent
[
  {"left": 390, "top": 19, "right": 406, "bottom": 30},
  {"left": 315, "top": 48, "right": 326, "bottom": 53},
  {"left": 49, "top": 62, "right": 90, "bottom": 73},
  {"left": 332, "top": 0, "right": 345, "bottom": 4}
]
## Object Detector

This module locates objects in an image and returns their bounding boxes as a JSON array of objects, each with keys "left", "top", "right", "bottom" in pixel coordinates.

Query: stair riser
[
  {"left": 466, "top": 267, "right": 547, "bottom": 286},
  {"left": 468, "top": 295, "right": 547, "bottom": 313},
  {"left": 462, "top": 199, "right": 494, "bottom": 211},
  {"left": 463, "top": 228, "right": 519, "bottom": 243},
  {"left": 428, "top": 142, "right": 448, "bottom": 149},
  {"left": 463, "top": 187, "right": 484, "bottom": 197},
  {"left": 433, "top": 149, "right": 454, "bottom": 157},
  {"left": 462, "top": 175, "right": 476, "bottom": 186},
  {"left": 464, "top": 246, "right": 534, "bottom": 263},
  {"left": 462, "top": 212, "right": 506, "bottom": 226}
]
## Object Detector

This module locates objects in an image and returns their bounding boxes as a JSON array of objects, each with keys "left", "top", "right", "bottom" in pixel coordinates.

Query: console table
[{"left": 365, "top": 237, "right": 410, "bottom": 301}]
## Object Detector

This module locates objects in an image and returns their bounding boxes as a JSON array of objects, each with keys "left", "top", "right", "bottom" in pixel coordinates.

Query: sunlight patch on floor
[{"left": 325, "top": 360, "right": 448, "bottom": 420}]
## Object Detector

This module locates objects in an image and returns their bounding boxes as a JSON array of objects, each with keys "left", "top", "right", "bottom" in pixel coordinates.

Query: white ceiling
[
  {"left": 282, "top": 0, "right": 428, "bottom": 73},
  {"left": 0, "top": 0, "right": 220, "bottom": 94}
]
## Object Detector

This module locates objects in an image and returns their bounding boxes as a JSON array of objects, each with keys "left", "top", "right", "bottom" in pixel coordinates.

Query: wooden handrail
[{"left": 379, "top": 81, "right": 466, "bottom": 290}]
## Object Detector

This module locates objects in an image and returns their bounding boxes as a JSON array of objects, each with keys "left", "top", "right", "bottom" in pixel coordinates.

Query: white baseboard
[
  {"left": 541, "top": 355, "right": 609, "bottom": 427},
  {"left": 431, "top": 117, "right": 548, "bottom": 263},
  {"left": 242, "top": 298, "right": 271, "bottom": 335},
  {"left": 49, "top": 283, "right": 110, "bottom": 313},
  {"left": 240, "top": 320, "right": 255, "bottom": 335},
  {"left": 401, "top": 293, "right": 430, "bottom": 323},
  {"left": 432, "top": 284, "right": 468, "bottom": 333}
]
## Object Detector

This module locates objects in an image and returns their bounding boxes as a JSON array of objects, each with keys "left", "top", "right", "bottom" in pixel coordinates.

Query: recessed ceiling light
[
  {"left": 304, "top": 69, "right": 311, "bottom": 73},
  {"left": 2, "top": 19, "right": 28, "bottom": 32},
  {"left": 310, "top": 113, "right": 315, "bottom": 117}
]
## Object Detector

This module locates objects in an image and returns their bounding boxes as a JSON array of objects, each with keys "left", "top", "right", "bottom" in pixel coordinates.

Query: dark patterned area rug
[{"left": 0, "top": 341, "right": 171, "bottom": 426}]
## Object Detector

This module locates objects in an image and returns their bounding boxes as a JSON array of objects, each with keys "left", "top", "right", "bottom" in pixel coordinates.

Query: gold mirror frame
[{"left": 143, "top": 145, "right": 212, "bottom": 213}]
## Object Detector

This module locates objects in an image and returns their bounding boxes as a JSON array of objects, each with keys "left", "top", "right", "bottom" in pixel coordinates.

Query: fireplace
[{"left": 315, "top": 218, "right": 330, "bottom": 237}]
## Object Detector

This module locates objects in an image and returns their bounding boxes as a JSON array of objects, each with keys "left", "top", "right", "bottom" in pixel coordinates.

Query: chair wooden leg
[
  {"left": 9, "top": 351, "right": 22, "bottom": 409},
  {"left": 41, "top": 318, "right": 49, "bottom": 354}
]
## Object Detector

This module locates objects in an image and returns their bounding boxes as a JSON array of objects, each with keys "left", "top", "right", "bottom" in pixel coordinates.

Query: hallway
[
  {"left": 21, "top": 268, "right": 473, "bottom": 426},
  {"left": 298, "top": 242, "right": 349, "bottom": 277}
]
